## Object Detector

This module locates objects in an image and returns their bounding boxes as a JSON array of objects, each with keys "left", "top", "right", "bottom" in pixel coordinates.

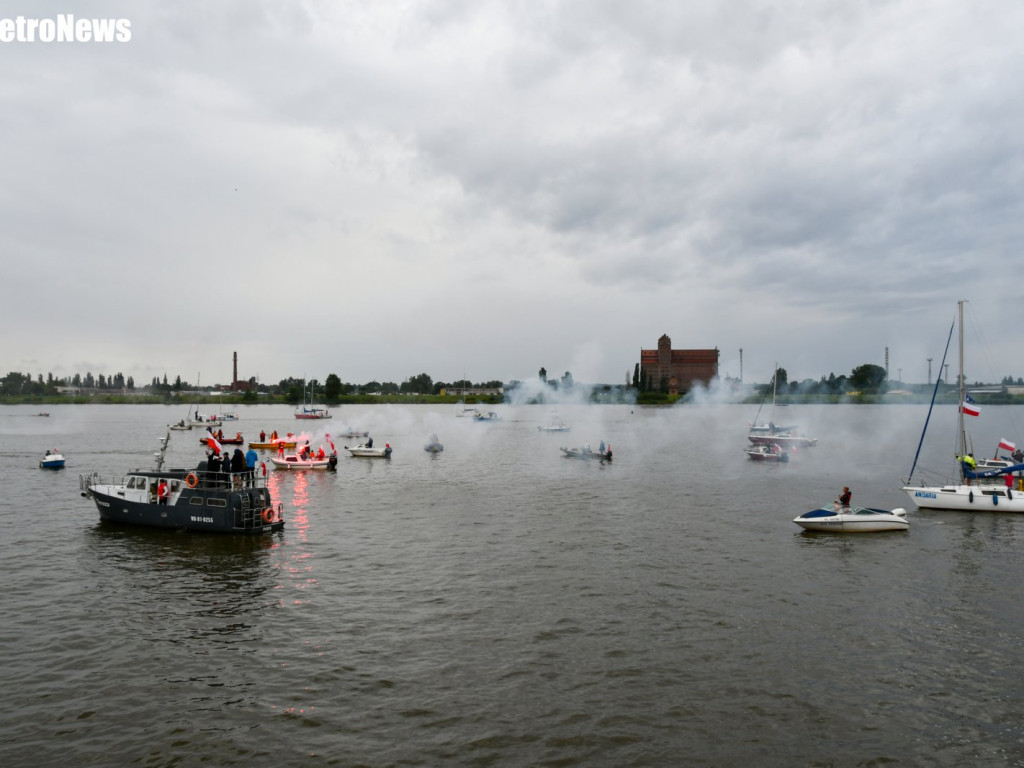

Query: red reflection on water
[{"left": 266, "top": 470, "right": 316, "bottom": 606}]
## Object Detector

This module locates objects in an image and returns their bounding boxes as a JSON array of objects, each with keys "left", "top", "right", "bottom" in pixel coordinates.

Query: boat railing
[{"left": 79, "top": 469, "right": 269, "bottom": 492}]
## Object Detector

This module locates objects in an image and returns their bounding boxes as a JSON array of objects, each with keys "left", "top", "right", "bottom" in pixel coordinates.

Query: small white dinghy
[{"left": 793, "top": 503, "right": 909, "bottom": 532}]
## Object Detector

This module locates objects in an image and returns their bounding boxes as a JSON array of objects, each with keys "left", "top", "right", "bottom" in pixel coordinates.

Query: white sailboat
[
  {"left": 295, "top": 380, "right": 331, "bottom": 420},
  {"left": 747, "top": 363, "right": 817, "bottom": 449},
  {"left": 903, "top": 300, "right": 1024, "bottom": 512}
]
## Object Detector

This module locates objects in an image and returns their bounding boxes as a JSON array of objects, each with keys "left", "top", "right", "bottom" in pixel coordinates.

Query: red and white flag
[
  {"left": 999, "top": 438, "right": 1016, "bottom": 452},
  {"left": 326, "top": 433, "right": 336, "bottom": 453},
  {"left": 205, "top": 427, "right": 223, "bottom": 454},
  {"left": 961, "top": 401, "right": 981, "bottom": 417}
]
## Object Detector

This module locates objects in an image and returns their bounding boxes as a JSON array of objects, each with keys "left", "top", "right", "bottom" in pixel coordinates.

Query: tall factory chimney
[{"left": 233, "top": 351, "right": 238, "bottom": 392}]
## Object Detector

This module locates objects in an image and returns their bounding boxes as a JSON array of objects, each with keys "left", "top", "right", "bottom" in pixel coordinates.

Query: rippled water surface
[{"left": 2, "top": 403, "right": 1023, "bottom": 766}]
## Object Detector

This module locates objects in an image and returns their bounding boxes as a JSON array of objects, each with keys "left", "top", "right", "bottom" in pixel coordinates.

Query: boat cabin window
[
  {"left": 189, "top": 497, "right": 204, "bottom": 506},
  {"left": 206, "top": 498, "right": 227, "bottom": 508},
  {"left": 126, "top": 476, "right": 142, "bottom": 489}
]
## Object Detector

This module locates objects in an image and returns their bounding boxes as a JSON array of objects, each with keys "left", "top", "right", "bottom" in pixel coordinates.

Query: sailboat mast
[
  {"left": 957, "top": 300, "right": 966, "bottom": 457},
  {"left": 770, "top": 362, "right": 778, "bottom": 425}
]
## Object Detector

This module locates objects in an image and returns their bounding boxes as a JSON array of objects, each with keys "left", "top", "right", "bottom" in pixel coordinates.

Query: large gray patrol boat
[{"left": 80, "top": 430, "right": 284, "bottom": 534}]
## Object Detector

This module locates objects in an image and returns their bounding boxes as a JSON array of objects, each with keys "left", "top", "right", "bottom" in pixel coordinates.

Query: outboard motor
[
  {"left": 384, "top": 445, "right": 393, "bottom": 459},
  {"left": 328, "top": 455, "right": 338, "bottom": 471}
]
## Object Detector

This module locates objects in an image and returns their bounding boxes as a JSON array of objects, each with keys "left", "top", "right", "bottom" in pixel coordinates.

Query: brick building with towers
[{"left": 639, "top": 334, "right": 719, "bottom": 394}]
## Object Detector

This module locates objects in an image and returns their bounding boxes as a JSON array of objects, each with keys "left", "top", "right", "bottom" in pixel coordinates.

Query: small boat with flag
[
  {"left": 79, "top": 430, "right": 283, "bottom": 534},
  {"left": 744, "top": 443, "right": 788, "bottom": 462},
  {"left": 202, "top": 432, "right": 244, "bottom": 446},
  {"left": 40, "top": 449, "right": 66, "bottom": 469},
  {"left": 793, "top": 504, "right": 909, "bottom": 532}
]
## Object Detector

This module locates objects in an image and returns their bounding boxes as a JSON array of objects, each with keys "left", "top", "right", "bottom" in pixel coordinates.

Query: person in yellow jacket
[{"left": 956, "top": 452, "right": 977, "bottom": 485}]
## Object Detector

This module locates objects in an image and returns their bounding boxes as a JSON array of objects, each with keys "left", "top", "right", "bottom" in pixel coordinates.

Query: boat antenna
[
  {"left": 155, "top": 428, "right": 171, "bottom": 472},
  {"left": 906, "top": 309, "right": 956, "bottom": 481}
]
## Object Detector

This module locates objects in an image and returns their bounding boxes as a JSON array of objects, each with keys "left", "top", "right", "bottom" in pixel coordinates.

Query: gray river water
[{"left": 1, "top": 403, "right": 1023, "bottom": 766}]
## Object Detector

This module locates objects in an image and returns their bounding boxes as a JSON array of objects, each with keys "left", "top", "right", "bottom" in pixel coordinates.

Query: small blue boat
[{"left": 40, "top": 450, "right": 65, "bottom": 469}]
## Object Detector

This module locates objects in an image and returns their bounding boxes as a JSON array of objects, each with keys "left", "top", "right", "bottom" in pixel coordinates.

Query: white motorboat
[
  {"left": 346, "top": 442, "right": 393, "bottom": 458},
  {"left": 744, "top": 443, "right": 788, "bottom": 462},
  {"left": 903, "top": 301, "right": 1024, "bottom": 513},
  {"left": 538, "top": 414, "right": 571, "bottom": 433},
  {"left": 269, "top": 453, "right": 337, "bottom": 470},
  {"left": 793, "top": 504, "right": 909, "bottom": 532}
]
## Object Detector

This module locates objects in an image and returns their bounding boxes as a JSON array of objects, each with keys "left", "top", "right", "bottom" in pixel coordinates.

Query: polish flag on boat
[
  {"left": 325, "top": 433, "right": 336, "bottom": 453},
  {"left": 961, "top": 401, "right": 981, "bottom": 417},
  {"left": 205, "top": 428, "right": 223, "bottom": 454},
  {"left": 999, "top": 438, "right": 1016, "bottom": 452}
]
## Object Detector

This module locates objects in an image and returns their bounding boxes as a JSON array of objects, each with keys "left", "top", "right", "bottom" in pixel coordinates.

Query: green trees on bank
[{"left": 4, "top": 362, "right": 1023, "bottom": 403}]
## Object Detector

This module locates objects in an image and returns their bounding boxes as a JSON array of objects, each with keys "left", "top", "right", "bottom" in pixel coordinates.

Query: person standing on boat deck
[
  {"left": 277, "top": 441, "right": 285, "bottom": 457},
  {"left": 260, "top": 430, "right": 266, "bottom": 443},
  {"left": 207, "top": 451, "right": 221, "bottom": 487},
  {"left": 838, "top": 487, "right": 852, "bottom": 508},
  {"left": 958, "top": 452, "right": 976, "bottom": 485},
  {"left": 157, "top": 479, "right": 168, "bottom": 505},
  {"left": 245, "top": 447, "right": 258, "bottom": 482},
  {"left": 1005, "top": 472, "right": 1014, "bottom": 499}
]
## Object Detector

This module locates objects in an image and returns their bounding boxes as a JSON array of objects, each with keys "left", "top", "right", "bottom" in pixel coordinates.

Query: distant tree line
[
  {"left": 0, "top": 369, "right": 504, "bottom": 400},
  {"left": 5, "top": 363, "right": 1022, "bottom": 401}
]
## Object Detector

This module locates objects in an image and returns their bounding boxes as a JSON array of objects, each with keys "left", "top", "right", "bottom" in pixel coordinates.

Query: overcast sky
[{"left": 3, "top": 0, "right": 1022, "bottom": 389}]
